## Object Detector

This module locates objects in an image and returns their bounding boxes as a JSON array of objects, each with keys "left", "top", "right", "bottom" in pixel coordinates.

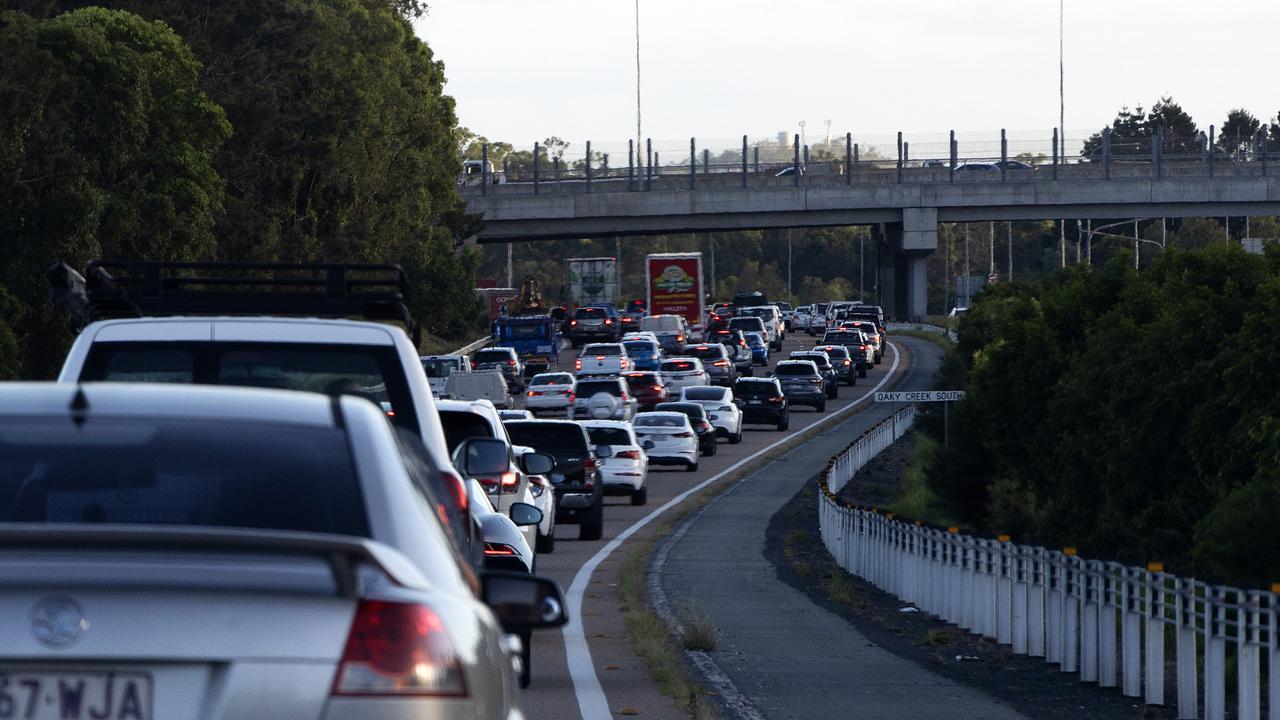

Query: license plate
[
  {"left": 748, "top": 399, "right": 763, "bottom": 405},
  {"left": 0, "top": 671, "right": 152, "bottom": 720}
]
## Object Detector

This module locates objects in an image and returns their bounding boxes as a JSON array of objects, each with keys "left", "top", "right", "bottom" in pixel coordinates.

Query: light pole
[
  {"left": 634, "top": 0, "right": 642, "bottom": 156},
  {"left": 787, "top": 233, "right": 793, "bottom": 306},
  {"left": 1059, "top": 0, "right": 1066, "bottom": 157}
]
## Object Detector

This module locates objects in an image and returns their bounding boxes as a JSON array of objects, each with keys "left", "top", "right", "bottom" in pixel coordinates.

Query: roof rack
[{"left": 47, "top": 260, "right": 420, "bottom": 344}]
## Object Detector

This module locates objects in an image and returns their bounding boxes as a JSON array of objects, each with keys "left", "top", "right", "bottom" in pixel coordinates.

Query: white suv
[{"left": 679, "top": 385, "right": 744, "bottom": 444}]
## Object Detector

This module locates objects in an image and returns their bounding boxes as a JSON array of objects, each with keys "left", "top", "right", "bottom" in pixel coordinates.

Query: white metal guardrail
[
  {"left": 885, "top": 321, "right": 958, "bottom": 343},
  {"left": 449, "top": 336, "right": 491, "bottom": 356},
  {"left": 818, "top": 406, "right": 1280, "bottom": 720}
]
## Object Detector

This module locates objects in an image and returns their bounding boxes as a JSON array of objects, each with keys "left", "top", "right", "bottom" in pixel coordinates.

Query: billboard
[{"left": 645, "top": 253, "right": 704, "bottom": 330}]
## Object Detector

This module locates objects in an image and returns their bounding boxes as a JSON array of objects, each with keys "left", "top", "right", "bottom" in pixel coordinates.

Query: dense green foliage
[
  {"left": 0, "top": 7, "right": 230, "bottom": 375},
  {"left": 1, "top": 1, "right": 482, "bottom": 377},
  {"left": 926, "top": 244, "right": 1280, "bottom": 588}
]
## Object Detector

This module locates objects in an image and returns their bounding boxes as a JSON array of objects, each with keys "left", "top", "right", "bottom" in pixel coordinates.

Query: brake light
[
  {"left": 570, "top": 319, "right": 578, "bottom": 326},
  {"left": 604, "top": 318, "right": 614, "bottom": 325},
  {"left": 582, "top": 457, "right": 596, "bottom": 490},
  {"left": 575, "top": 359, "right": 582, "bottom": 370},
  {"left": 527, "top": 390, "right": 537, "bottom": 397},
  {"left": 595, "top": 355, "right": 606, "bottom": 360},
  {"left": 651, "top": 385, "right": 662, "bottom": 391},
  {"left": 483, "top": 542, "right": 518, "bottom": 556},
  {"left": 567, "top": 391, "right": 576, "bottom": 402},
  {"left": 810, "top": 378, "right": 823, "bottom": 385},
  {"left": 500, "top": 471, "right": 519, "bottom": 489},
  {"left": 713, "top": 359, "right": 729, "bottom": 367},
  {"left": 442, "top": 471, "right": 467, "bottom": 514},
  {"left": 615, "top": 450, "right": 641, "bottom": 460},
  {"left": 676, "top": 335, "right": 684, "bottom": 342},
  {"left": 507, "top": 359, "right": 517, "bottom": 366},
  {"left": 332, "top": 600, "right": 467, "bottom": 697},
  {"left": 621, "top": 359, "right": 629, "bottom": 369},
  {"left": 769, "top": 396, "right": 785, "bottom": 404},
  {"left": 674, "top": 431, "right": 694, "bottom": 438}
]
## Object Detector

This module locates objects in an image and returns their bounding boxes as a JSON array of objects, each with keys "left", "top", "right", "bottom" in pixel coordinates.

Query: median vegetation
[{"left": 921, "top": 244, "right": 1280, "bottom": 588}]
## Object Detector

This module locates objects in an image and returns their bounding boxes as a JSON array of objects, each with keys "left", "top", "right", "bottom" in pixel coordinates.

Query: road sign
[{"left": 875, "top": 391, "right": 966, "bottom": 403}]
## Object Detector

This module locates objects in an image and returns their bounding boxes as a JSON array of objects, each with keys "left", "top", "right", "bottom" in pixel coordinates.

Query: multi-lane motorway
[{"left": 511, "top": 330, "right": 922, "bottom": 719}]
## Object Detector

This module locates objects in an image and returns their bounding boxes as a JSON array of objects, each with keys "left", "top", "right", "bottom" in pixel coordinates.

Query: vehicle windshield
[
  {"left": 421, "top": 357, "right": 460, "bottom": 378},
  {"left": 0, "top": 417, "right": 367, "bottom": 535},
  {"left": 438, "top": 409, "right": 495, "bottom": 452},
  {"left": 683, "top": 387, "right": 726, "bottom": 401},
  {"left": 634, "top": 414, "right": 686, "bottom": 428},
  {"left": 587, "top": 427, "right": 633, "bottom": 446},
  {"left": 531, "top": 373, "right": 573, "bottom": 386},
  {"left": 473, "top": 349, "right": 514, "bottom": 364},
  {"left": 776, "top": 363, "right": 815, "bottom": 376},
  {"left": 504, "top": 422, "right": 587, "bottom": 452},
  {"left": 79, "top": 342, "right": 417, "bottom": 433}
]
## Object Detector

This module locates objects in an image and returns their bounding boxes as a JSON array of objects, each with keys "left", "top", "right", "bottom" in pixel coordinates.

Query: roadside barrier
[
  {"left": 449, "top": 336, "right": 491, "bottom": 356},
  {"left": 885, "top": 321, "right": 957, "bottom": 343},
  {"left": 817, "top": 405, "right": 1279, "bottom": 720}
]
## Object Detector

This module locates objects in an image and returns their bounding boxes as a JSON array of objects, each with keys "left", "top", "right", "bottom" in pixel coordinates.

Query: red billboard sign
[{"left": 645, "top": 254, "right": 704, "bottom": 330}]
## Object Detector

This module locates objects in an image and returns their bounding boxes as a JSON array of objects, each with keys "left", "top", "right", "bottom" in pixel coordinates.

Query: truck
[
  {"left": 645, "top": 252, "right": 705, "bottom": 333},
  {"left": 567, "top": 257, "right": 620, "bottom": 309},
  {"left": 492, "top": 277, "right": 560, "bottom": 377},
  {"left": 477, "top": 287, "right": 519, "bottom": 320}
]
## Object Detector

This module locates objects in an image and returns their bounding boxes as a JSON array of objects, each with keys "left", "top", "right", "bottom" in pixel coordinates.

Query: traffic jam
[{"left": 1, "top": 255, "right": 890, "bottom": 720}]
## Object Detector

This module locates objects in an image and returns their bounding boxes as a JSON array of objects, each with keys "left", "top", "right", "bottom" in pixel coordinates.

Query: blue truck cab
[{"left": 493, "top": 314, "right": 560, "bottom": 376}]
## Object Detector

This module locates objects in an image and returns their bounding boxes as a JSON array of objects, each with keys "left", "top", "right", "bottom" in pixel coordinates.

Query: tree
[
  {"left": 0, "top": 7, "right": 230, "bottom": 376},
  {"left": 1216, "top": 108, "right": 1261, "bottom": 155},
  {"left": 1081, "top": 97, "right": 1201, "bottom": 158},
  {"left": 1147, "top": 96, "right": 1200, "bottom": 154}
]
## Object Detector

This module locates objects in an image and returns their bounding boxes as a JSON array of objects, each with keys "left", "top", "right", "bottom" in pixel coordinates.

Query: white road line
[{"left": 564, "top": 343, "right": 904, "bottom": 720}]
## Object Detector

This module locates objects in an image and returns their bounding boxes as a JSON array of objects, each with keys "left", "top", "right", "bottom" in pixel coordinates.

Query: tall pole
[
  {"left": 989, "top": 221, "right": 995, "bottom": 275},
  {"left": 1060, "top": 220, "right": 1067, "bottom": 268},
  {"left": 859, "top": 228, "right": 866, "bottom": 301},
  {"left": 506, "top": 242, "right": 513, "bottom": 288},
  {"left": 1134, "top": 219, "right": 1140, "bottom": 270},
  {"left": 1007, "top": 221, "right": 1013, "bottom": 282},
  {"left": 787, "top": 233, "right": 794, "bottom": 306},
  {"left": 1054, "top": 0, "right": 1064, "bottom": 158},
  {"left": 945, "top": 225, "right": 952, "bottom": 311},
  {"left": 634, "top": 0, "right": 642, "bottom": 157},
  {"left": 963, "top": 224, "right": 971, "bottom": 307}
]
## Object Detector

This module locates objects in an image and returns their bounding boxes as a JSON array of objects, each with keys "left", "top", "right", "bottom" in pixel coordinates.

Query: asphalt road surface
[{"left": 512, "top": 329, "right": 922, "bottom": 720}]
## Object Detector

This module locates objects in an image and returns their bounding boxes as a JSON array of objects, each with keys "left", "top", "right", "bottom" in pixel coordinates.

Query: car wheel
[
  {"left": 730, "top": 428, "right": 743, "bottom": 444},
  {"left": 705, "top": 439, "right": 717, "bottom": 456},
  {"left": 536, "top": 525, "right": 556, "bottom": 553},
  {"left": 742, "top": 366, "right": 753, "bottom": 377},
  {"left": 578, "top": 502, "right": 604, "bottom": 541},
  {"left": 828, "top": 385, "right": 838, "bottom": 399},
  {"left": 777, "top": 415, "right": 789, "bottom": 431},
  {"left": 518, "top": 630, "right": 533, "bottom": 689},
  {"left": 686, "top": 459, "right": 699, "bottom": 472},
  {"left": 816, "top": 398, "right": 827, "bottom": 412},
  {"left": 631, "top": 485, "right": 648, "bottom": 506}
]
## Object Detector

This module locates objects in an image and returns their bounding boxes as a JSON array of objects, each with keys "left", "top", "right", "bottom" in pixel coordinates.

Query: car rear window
[
  {"left": 688, "top": 346, "right": 724, "bottom": 360},
  {"left": 657, "top": 403, "right": 706, "bottom": 419},
  {"left": 421, "top": 357, "right": 461, "bottom": 378},
  {"left": 624, "top": 374, "right": 662, "bottom": 389},
  {"left": 662, "top": 360, "right": 695, "bottom": 372},
  {"left": 587, "top": 427, "right": 633, "bottom": 446},
  {"left": 583, "top": 345, "right": 621, "bottom": 356},
  {"left": 734, "top": 381, "right": 780, "bottom": 397},
  {"left": 683, "top": 387, "right": 725, "bottom": 401},
  {"left": 0, "top": 417, "right": 368, "bottom": 536},
  {"left": 623, "top": 341, "right": 656, "bottom": 354},
  {"left": 576, "top": 308, "right": 607, "bottom": 319},
  {"left": 79, "top": 342, "right": 418, "bottom": 434},
  {"left": 531, "top": 373, "right": 573, "bottom": 386},
  {"left": 634, "top": 414, "right": 685, "bottom": 428},
  {"left": 776, "top": 363, "right": 816, "bottom": 376},
  {"left": 729, "top": 318, "right": 764, "bottom": 330},
  {"left": 819, "top": 347, "right": 850, "bottom": 359},
  {"left": 474, "top": 349, "right": 514, "bottom": 364},
  {"left": 641, "top": 317, "right": 680, "bottom": 331},
  {"left": 576, "top": 380, "right": 623, "bottom": 397},
  {"left": 438, "top": 410, "right": 495, "bottom": 452},
  {"left": 504, "top": 422, "right": 588, "bottom": 452}
]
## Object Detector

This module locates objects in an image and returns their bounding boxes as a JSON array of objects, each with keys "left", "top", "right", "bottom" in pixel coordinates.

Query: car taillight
[
  {"left": 810, "top": 378, "right": 823, "bottom": 384},
  {"left": 483, "top": 542, "right": 518, "bottom": 557},
  {"left": 575, "top": 359, "right": 582, "bottom": 370},
  {"left": 507, "top": 359, "right": 517, "bottom": 366},
  {"left": 500, "top": 471, "right": 519, "bottom": 489},
  {"left": 442, "top": 471, "right": 467, "bottom": 514},
  {"left": 843, "top": 359, "right": 852, "bottom": 366},
  {"left": 615, "top": 450, "right": 641, "bottom": 460},
  {"left": 712, "top": 359, "right": 729, "bottom": 367},
  {"left": 676, "top": 335, "right": 684, "bottom": 342},
  {"left": 769, "top": 396, "right": 785, "bottom": 404},
  {"left": 570, "top": 319, "right": 578, "bottom": 326},
  {"left": 621, "top": 359, "right": 629, "bottom": 369},
  {"left": 651, "top": 385, "right": 662, "bottom": 391},
  {"left": 567, "top": 391, "right": 576, "bottom": 402},
  {"left": 332, "top": 600, "right": 467, "bottom": 697},
  {"left": 674, "top": 431, "right": 694, "bottom": 438},
  {"left": 604, "top": 318, "right": 613, "bottom": 325}
]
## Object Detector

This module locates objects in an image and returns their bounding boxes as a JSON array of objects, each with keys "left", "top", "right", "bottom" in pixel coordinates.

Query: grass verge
[
  {"left": 892, "top": 328, "right": 955, "bottom": 351},
  {"left": 887, "top": 434, "right": 956, "bottom": 527}
]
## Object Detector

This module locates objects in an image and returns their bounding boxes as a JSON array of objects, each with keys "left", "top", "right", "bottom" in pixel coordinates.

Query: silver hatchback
[{"left": 0, "top": 383, "right": 566, "bottom": 720}]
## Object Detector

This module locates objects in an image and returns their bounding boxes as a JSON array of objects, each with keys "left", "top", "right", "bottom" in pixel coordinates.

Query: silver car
[{"left": 0, "top": 383, "right": 566, "bottom": 719}]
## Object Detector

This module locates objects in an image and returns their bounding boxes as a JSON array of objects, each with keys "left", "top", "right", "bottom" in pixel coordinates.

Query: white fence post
[
  {"left": 1062, "top": 555, "right": 1080, "bottom": 673},
  {"left": 1047, "top": 551, "right": 1065, "bottom": 666},
  {"left": 1081, "top": 561, "right": 1100, "bottom": 683},
  {"left": 1028, "top": 549, "right": 1047, "bottom": 658},
  {"left": 1012, "top": 546, "right": 1029, "bottom": 654},
  {"left": 996, "top": 537, "right": 1013, "bottom": 645},
  {"left": 1144, "top": 565, "right": 1166, "bottom": 706},
  {"left": 1205, "top": 586, "right": 1226, "bottom": 720},
  {"left": 1237, "top": 590, "right": 1260, "bottom": 720},
  {"left": 1099, "top": 565, "right": 1119, "bottom": 688},
  {"left": 1175, "top": 578, "right": 1199, "bottom": 719}
]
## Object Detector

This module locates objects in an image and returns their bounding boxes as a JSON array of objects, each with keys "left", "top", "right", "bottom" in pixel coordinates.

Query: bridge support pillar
[{"left": 876, "top": 209, "right": 938, "bottom": 321}]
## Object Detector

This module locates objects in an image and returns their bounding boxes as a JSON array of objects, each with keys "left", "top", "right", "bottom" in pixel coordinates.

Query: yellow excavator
[{"left": 508, "top": 276, "right": 545, "bottom": 316}]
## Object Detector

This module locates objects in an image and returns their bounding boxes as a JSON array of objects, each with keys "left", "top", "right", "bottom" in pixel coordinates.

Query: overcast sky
[{"left": 414, "top": 0, "right": 1277, "bottom": 155}]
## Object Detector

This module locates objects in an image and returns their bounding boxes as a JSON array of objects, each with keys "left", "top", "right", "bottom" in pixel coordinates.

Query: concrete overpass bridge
[{"left": 463, "top": 147, "right": 1280, "bottom": 319}]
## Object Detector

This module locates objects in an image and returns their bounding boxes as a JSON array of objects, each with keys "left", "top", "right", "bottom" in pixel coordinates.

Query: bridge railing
[
  {"left": 463, "top": 127, "right": 1278, "bottom": 197},
  {"left": 818, "top": 405, "right": 1280, "bottom": 720}
]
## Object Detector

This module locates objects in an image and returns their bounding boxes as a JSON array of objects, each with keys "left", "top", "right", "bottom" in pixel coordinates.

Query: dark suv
[
  {"left": 773, "top": 360, "right": 826, "bottom": 412},
  {"left": 813, "top": 344, "right": 857, "bottom": 385},
  {"left": 821, "top": 330, "right": 871, "bottom": 377},
  {"left": 504, "top": 420, "right": 604, "bottom": 540},
  {"left": 623, "top": 371, "right": 669, "bottom": 411},
  {"left": 789, "top": 351, "right": 839, "bottom": 399},
  {"left": 569, "top": 307, "right": 619, "bottom": 345},
  {"left": 733, "top": 377, "right": 789, "bottom": 430}
]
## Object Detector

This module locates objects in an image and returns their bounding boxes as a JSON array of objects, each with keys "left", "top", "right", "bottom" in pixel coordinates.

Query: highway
[{"left": 513, "top": 329, "right": 920, "bottom": 719}]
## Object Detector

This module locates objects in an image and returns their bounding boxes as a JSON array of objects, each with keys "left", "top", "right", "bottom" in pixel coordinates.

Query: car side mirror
[
  {"left": 519, "top": 451, "right": 555, "bottom": 476},
  {"left": 593, "top": 444, "right": 613, "bottom": 459},
  {"left": 454, "top": 437, "right": 510, "bottom": 477},
  {"left": 508, "top": 502, "right": 543, "bottom": 527},
  {"left": 482, "top": 571, "right": 568, "bottom": 630}
]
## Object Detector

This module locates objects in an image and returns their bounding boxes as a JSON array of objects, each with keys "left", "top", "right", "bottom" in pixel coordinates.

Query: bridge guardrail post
[
  {"left": 689, "top": 138, "right": 696, "bottom": 189},
  {"left": 896, "top": 131, "right": 903, "bottom": 184},
  {"left": 793, "top": 134, "right": 800, "bottom": 187},
  {"left": 949, "top": 130, "right": 956, "bottom": 183},
  {"left": 533, "top": 142, "right": 540, "bottom": 195},
  {"left": 703, "top": 148, "right": 709, "bottom": 176},
  {"left": 1260, "top": 129, "right": 1269, "bottom": 177},
  {"left": 553, "top": 156, "right": 561, "bottom": 189},
  {"left": 845, "top": 132, "right": 852, "bottom": 185},
  {"left": 1206, "top": 586, "right": 1226, "bottom": 720},
  {"left": 753, "top": 145, "right": 760, "bottom": 174},
  {"left": 1154, "top": 128, "right": 1163, "bottom": 179},
  {"left": 1103, "top": 128, "right": 1112, "bottom": 180},
  {"left": 1000, "top": 129, "right": 1008, "bottom": 182},
  {"left": 1052, "top": 127, "right": 1059, "bottom": 180},
  {"left": 854, "top": 143, "right": 860, "bottom": 176},
  {"left": 742, "top": 135, "right": 748, "bottom": 188},
  {"left": 585, "top": 141, "right": 592, "bottom": 192},
  {"left": 481, "top": 143, "right": 489, "bottom": 197}
]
